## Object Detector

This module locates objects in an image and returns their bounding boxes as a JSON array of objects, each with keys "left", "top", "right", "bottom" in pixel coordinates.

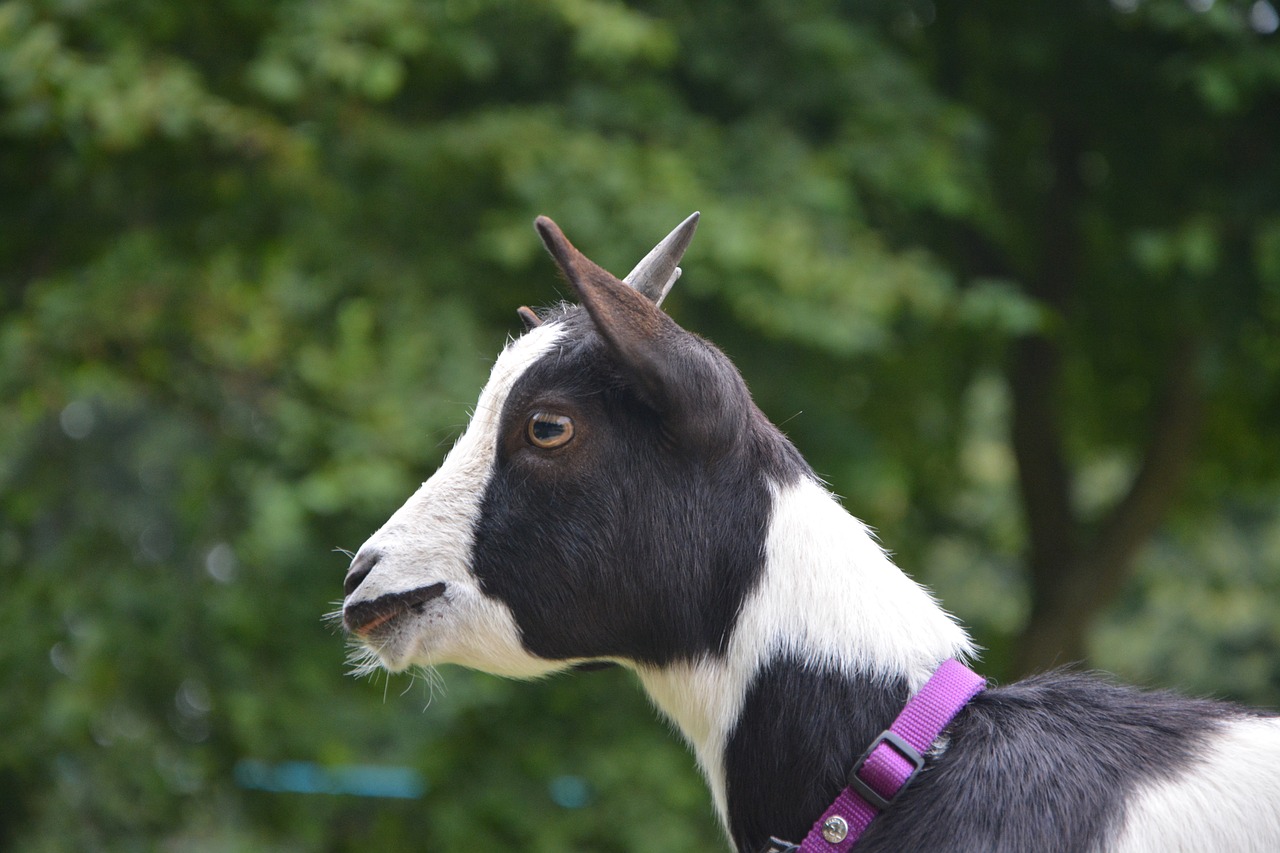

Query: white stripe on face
[{"left": 344, "top": 320, "right": 571, "bottom": 677}]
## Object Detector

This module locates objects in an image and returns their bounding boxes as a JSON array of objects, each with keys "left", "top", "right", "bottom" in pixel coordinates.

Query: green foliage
[{"left": 2, "top": 0, "right": 1278, "bottom": 849}]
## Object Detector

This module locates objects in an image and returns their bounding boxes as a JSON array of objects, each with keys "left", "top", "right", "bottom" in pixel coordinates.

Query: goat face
[{"left": 341, "top": 216, "right": 808, "bottom": 677}]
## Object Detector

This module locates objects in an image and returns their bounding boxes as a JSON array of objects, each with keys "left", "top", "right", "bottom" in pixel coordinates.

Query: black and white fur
[{"left": 341, "top": 215, "right": 1280, "bottom": 853}]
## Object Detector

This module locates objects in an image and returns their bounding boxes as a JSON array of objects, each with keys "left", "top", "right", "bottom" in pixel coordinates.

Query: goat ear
[
  {"left": 516, "top": 305, "right": 543, "bottom": 331},
  {"left": 534, "top": 216, "right": 746, "bottom": 447}
]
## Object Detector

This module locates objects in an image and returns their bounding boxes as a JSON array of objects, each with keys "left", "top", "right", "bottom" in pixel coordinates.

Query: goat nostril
[{"left": 343, "top": 550, "right": 381, "bottom": 598}]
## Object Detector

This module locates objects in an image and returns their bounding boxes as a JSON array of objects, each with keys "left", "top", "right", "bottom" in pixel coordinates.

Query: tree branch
[
  {"left": 1079, "top": 338, "right": 1203, "bottom": 606},
  {"left": 1012, "top": 338, "right": 1203, "bottom": 674}
]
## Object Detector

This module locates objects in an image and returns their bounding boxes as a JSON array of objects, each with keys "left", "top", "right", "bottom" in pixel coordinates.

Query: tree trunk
[
  {"left": 1010, "top": 339, "right": 1202, "bottom": 676},
  {"left": 1001, "top": 122, "right": 1204, "bottom": 677}
]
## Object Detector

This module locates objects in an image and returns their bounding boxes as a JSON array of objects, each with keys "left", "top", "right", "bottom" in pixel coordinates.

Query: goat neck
[{"left": 635, "top": 472, "right": 973, "bottom": 848}]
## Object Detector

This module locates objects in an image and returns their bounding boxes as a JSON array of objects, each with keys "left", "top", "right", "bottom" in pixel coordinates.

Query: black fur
[
  {"left": 472, "top": 308, "right": 809, "bottom": 666},
  {"left": 731, "top": 665, "right": 1249, "bottom": 853},
  {"left": 724, "top": 657, "right": 911, "bottom": 851}
]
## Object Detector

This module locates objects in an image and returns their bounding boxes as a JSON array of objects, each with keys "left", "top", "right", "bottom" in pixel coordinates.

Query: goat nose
[{"left": 343, "top": 549, "right": 381, "bottom": 598}]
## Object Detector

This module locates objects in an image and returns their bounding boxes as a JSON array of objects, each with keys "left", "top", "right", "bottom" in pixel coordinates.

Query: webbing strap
[{"left": 795, "top": 659, "right": 985, "bottom": 852}]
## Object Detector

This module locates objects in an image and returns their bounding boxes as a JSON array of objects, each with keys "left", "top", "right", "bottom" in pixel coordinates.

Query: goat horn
[{"left": 622, "top": 212, "right": 700, "bottom": 307}]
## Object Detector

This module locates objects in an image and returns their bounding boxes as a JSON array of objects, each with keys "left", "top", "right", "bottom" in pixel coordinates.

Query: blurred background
[{"left": 3, "top": 0, "right": 1279, "bottom": 849}]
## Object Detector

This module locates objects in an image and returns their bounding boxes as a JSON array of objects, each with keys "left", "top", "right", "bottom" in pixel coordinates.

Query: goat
[{"left": 340, "top": 214, "right": 1280, "bottom": 853}]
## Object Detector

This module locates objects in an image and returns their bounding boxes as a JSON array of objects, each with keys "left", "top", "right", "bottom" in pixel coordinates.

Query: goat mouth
[{"left": 343, "top": 583, "right": 447, "bottom": 637}]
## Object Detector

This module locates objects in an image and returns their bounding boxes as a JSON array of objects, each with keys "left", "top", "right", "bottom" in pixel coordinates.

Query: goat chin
[{"left": 339, "top": 214, "right": 1280, "bottom": 853}]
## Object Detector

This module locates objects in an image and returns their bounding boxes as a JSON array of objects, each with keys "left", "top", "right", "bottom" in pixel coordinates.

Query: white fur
[
  {"left": 345, "top": 321, "right": 570, "bottom": 677},
  {"left": 1109, "top": 716, "right": 1280, "bottom": 853},
  {"left": 636, "top": 476, "right": 974, "bottom": 832}
]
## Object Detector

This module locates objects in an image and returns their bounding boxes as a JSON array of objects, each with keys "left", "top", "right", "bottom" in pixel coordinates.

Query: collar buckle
[{"left": 846, "top": 729, "right": 926, "bottom": 811}]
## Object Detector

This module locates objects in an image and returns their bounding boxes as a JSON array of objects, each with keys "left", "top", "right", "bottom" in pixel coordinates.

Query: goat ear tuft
[{"left": 534, "top": 215, "right": 747, "bottom": 450}]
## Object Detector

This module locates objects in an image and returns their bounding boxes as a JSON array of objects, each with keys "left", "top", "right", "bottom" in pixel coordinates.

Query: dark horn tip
[{"left": 681, "top": 211, "right": 701, "bottom": 241}]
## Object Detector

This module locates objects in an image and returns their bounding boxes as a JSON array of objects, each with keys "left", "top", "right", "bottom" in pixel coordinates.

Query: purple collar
[{"left": 766, "top": 659, "right": 986, "bottom": 853}]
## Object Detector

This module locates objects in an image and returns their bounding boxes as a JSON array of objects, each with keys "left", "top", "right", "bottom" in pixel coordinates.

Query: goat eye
[{"left": 526, "top": 412, "right": 574, "bottom": 449}]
